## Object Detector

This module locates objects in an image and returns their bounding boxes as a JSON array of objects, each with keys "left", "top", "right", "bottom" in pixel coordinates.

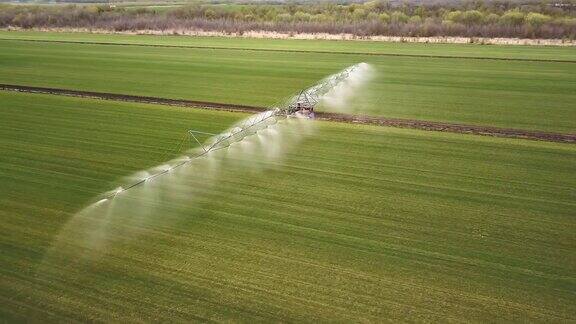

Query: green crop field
[
  {"left": 1, "top": 30, "right": 575, "bottom": 322},
  {"left": 2, "top": 31, "right": 576, "bottom": 61},
  {"left": 1, "top": 91, "right": 575, "bottom": 322},
  {"left": 1, "top": 36, "right": 576, "bottom": 133}
]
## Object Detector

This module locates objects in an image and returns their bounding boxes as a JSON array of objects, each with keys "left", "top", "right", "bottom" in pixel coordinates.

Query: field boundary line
[
  {"left": 1, "top": 38, "right": 574, "bottom": 63},
  {"left": 314, "top": 113, "right": 576, "bottom": 143},
  {"left": 2, "top": 84, "right": 574, "bottom": 143},
  {"left": 0, "top": 83, "right": 263, "bottom": 113}
]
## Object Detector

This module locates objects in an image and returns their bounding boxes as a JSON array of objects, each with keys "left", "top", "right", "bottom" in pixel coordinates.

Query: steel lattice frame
[
  {"left": 96, "top": 64, "right": 363, "bottom": 203},
  {"left": 280, "top": 64, "right": 361, "bottom": 116}
]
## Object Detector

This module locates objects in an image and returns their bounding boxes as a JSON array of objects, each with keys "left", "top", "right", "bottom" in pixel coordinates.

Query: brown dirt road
[{"left": 2, "top": 83, "right": 574, "bottom": 144}]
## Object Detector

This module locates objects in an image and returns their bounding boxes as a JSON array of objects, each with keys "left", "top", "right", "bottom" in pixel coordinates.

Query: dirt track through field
[
  {"left": 2, "top": 83, "right": 574, "bottom": 143},
  {"left": 1, "top": 38, "right": 575, "bottom": 63}
]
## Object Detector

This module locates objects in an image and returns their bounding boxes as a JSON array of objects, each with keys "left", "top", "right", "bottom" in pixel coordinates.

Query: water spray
[{"left": 95, "top": 63, "right": 368, "bottom": 203}]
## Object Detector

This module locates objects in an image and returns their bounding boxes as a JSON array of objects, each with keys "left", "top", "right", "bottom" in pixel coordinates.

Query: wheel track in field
[
  {"left": 1, "top": 38, "right": 575, "bottom": 63},
  {"left": 1, "top": 83, "right": 575, "bottom": 144}
]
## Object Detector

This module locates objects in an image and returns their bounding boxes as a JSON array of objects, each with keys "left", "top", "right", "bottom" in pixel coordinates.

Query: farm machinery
[
  {"left": 280, "top": 63, "right": 363, "bottom": 119},
  {"left": 96, "top": 63, "right": 365, "bottom": 202}
]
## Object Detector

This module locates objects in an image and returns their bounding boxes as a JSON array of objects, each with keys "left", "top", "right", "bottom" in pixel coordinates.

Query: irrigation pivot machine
[{"left": 97, "top": 63, "right": 366, "bottom": 203}]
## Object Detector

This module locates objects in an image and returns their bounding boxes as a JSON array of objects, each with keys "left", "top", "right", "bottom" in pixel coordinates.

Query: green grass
[
  {"left": 1, "top": 39, "right": 575, "bottom": 133},
  {"left": 1, "top": 91, "right": 575, "bottom": 322},
  {"left": 2, "top": 30, "right": 576, "bottom": 61}
]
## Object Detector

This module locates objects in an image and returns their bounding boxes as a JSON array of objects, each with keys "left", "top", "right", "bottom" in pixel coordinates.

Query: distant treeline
[{"left": 1, "top": 0, "right": 576, "bottom": 39}]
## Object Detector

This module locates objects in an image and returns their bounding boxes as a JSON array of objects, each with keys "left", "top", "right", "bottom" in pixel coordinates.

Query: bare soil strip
[
  {"left": 315, "top": 113, "right": 576, "bottom": 143},
  {"left": 1, "top": 38, "right": 574, "bottom": 64},
  {"left": 0, "top": 83, "right": 263, "bottom": 113},
  {"left": 2, "top": 84, "right": 574, "bottom": 143},
  {"left": 6, "top": 27, "right": 576, "bottom": 47}
]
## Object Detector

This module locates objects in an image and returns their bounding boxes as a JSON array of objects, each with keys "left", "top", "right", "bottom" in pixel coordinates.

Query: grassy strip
[
  {"left": 1, "top": 30, "right": 576, "bottom": 62},
  {"left": 4, "top": 37, "right": 576, "bottom": 64},
  {"left": 1, "top": 91, "right": 575, "bottom": 321},
  {"left": 1, "top": 39, "right": 575, "bottom": 133}
]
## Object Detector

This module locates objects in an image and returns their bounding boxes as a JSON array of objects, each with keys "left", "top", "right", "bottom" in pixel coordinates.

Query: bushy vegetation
[{"left": 1, "top": 0, "right": 576, "bottom": 38}]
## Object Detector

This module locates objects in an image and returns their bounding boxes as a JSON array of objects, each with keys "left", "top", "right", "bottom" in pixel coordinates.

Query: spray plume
[{"left": 38, "top": 63, "right": 373, "bottom": 276}]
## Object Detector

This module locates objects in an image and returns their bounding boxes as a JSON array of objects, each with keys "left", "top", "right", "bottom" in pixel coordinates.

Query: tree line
[{"left": 1, "top": 0, "right": 575, "bottom": 39}]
